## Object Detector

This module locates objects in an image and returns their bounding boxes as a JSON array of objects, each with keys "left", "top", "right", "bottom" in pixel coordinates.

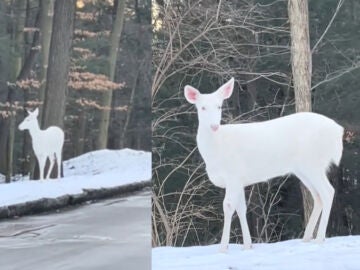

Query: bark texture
[
  {"left": 97, "top": 0, "right": 126, "bottom": 149},
  {"left": 288, "top": 0, "right": 313, "bottom": 225},
  {"left": 41, "top": 0, "right": 75, "bottom": 129},
  {"left": 37, "top": 0, "right": 75, "bottom": 179}
]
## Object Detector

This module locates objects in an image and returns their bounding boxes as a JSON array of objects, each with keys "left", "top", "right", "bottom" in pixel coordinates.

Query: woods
[
  {"left": 152, "top": 0, "right": 360, "bottom": 247},
  {"left": 0, "top": 0, "right": 151, "bottom": 181}
]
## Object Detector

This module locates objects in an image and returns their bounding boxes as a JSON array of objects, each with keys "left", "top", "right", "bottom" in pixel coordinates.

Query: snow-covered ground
[
  {"left": 152, "top": 236, "right": 360, "bottom": 270},
  {"left": 0, "top": 148, "right": 151, "bottom": 207}
]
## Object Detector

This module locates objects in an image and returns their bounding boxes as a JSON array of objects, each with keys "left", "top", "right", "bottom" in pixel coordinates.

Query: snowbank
[
  {"left": 0, "top": 148, "right": 151, "bottom": 207},
  {"left": 152, "top": 236, "right": 360, "bottom": 270}
]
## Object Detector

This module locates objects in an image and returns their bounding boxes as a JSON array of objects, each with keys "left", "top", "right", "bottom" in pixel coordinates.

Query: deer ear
[
  {"left": 218, "top": 77, "right": 234, "bottom": 100},
  {"left": 184, "top": 85, "right": 200, "bottom": 104}
]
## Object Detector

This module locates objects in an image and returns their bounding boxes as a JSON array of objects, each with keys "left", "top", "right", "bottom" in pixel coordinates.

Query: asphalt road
[{"left": 0, "top": 190, "right": 151, "bottom": 270}]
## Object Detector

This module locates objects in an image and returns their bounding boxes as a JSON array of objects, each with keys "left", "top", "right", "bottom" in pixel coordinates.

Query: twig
[{"left": 311, "top": 0, "right": 344, "bottom": 54}]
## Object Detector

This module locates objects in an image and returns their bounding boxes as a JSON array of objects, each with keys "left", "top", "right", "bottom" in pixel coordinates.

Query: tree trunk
[
  {"left": 17, "top": 5, "right": 41, "bottom": 80},
  {"left": 97, "top": 0, "right": 126, "bottom": 149},
  {"left": 0, "top": 1, "right": 9, "bottom": 174},
  {"left": 39, "top": 0, "right": 55, "bottom": 111},
  {"left": 3, "top": 0, "right": 27, "bottom": 181},
  {"left": 288, "top": 0, "right": 313, "bottom": 226},
  {"left": 42, "top": 0, "right": 75, "bottom": 128},
  {"left": 11, "top": 0, "right": 27, "bottom": 80},
  {"left": 38, "top": 0, "right": 75, "bottom": 179},
  {"left": 119, "top": 61, "right": 140, "bottom": 148},
  {"left": 6, "top": 106, "right": 16, "bottom": 183},
  {"left": 75, "top": 108, "right": 87, "bottom": 156},
  {"left": 25, "top": 0, "right": 54, "bottom": 178},
  {"left": 19, "top": 5, "right": 42, "bottom": 177}
]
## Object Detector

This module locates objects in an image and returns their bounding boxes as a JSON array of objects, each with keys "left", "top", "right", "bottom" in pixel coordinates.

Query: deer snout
[{"left": 211, "top": 124, "right": 219, "bottom": 132}]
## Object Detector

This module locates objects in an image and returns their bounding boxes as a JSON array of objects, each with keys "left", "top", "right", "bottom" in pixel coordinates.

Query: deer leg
[
  {"left": 303, "top": 191, "right": 322, "bottom": 242},
  {"left": 295, "top": 171, "right": 323, "bottom": 242},
  {"left": 55, "top": 151, "right": 62, "bottom": 179},
  {"left": 314, "top": 176, "right": 334, "bottom": 243},
  {"left": 37, "top": 155, "right": 46, "bottom": 180},
  {"left": 46, "top": 154, "right": 55, "bottom": 179},
  {"left": 219, "top": 189, "right": 236, "bottom": 253},
  {"left": 235, "top": 187, "right": 252, "bottom": 249}
]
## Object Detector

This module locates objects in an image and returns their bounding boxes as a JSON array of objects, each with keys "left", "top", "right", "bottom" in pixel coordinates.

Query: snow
[
  {"left": 0, "top": 148, "right": 151, "bottom": 207},
  {"left": 152, "top": 236, "right": 360, "bottom": 270}
]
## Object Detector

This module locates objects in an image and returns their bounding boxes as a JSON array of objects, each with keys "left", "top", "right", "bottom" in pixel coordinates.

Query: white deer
[
  {"left": 184, "top": 78, "right": 343, "bottom": 252},
  {"left": 18, "top": 108, "right": 64, "bottom": 180}
]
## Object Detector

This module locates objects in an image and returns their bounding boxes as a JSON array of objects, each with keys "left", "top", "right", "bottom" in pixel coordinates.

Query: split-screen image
[{"left": 0, "top": 0, "right": 360, "bottom": 270}]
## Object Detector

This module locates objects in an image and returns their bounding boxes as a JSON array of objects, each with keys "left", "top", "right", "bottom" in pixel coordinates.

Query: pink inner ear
[
  {"left": 187, "top": 88, "right": 197, "bottom": 102},
  {"left": 223, "top": 84, "right": 232, "bottom": 98}
]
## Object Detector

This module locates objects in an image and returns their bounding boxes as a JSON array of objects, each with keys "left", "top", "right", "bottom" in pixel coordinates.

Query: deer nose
[{"left": 211, "top": 124, "right": 219, "bottom": 132}]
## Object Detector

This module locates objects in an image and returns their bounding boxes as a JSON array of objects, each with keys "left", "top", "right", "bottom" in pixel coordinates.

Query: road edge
[{"left": 0, "top": 180, "right": 151, "bottom": 220}]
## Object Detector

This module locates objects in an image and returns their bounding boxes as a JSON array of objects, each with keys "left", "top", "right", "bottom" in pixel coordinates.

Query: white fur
[
  {"left": 184, "top": 78, "right": 343, "bottom": 252},
  {"left": 18, "top": 108, "right": 64, "bottom": 180}
]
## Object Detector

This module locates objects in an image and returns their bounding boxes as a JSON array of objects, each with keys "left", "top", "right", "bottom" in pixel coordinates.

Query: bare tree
[
  {"left": 22, "top": 0, "right": 55, "bottom": 178},
  {"left": 40, "top": 0, "right": 76, "bottom": 178},
  {"left": 288, "top": 0, "right": 313, "bottom": 224},
  {"left": 97, "top": 0, "right": 126, "bottom": 149},
  {"left": 4, "top": 0, "right": 27, "bottom": 182},
  {"left": 39, "top": 0, "right": 55, "bottom": 109},
  {"left": 42, "top": 0, "right": 76, "bottom": 128},
  {"left": 152, "top": 1, "right": 290, "bottom": 99}
]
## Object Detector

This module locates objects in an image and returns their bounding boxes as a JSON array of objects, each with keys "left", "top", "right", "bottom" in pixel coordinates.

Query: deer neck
[
  {"left": 27, "top": 121, "right": 42, "bottom": 140},
  {"left": 197, "top": 125, "right": 217, "bottom": 139},
  {"left": 196, "top": 124, "right": 220, "bottom": 160}
]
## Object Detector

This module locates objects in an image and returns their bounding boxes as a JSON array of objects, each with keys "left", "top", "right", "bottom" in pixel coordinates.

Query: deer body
[
  {"left": 185, "top": 78, "right": 343, "bottom": 252},
  {"left": 198, "top": 113, "right": 343, "bottom": 188},
  {"left": 19, "top": 108, "right": 64, "bottom": 180}
]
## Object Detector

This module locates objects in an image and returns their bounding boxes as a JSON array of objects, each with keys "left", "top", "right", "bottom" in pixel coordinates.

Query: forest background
[{"left": 0, "top": 0, "right": 151, "bottom": 181}]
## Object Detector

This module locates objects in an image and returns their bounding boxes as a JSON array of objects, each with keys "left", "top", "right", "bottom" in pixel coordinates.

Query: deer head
[
  {"left": 18, "top": 108, "right": 39, "bottom": 131},
  {"left": 184, "top": 78, "right": 234, "bottom": 132}
]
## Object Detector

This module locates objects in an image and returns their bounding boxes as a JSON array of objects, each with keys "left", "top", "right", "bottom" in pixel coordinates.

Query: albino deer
[
  {"left": 184, "top": 78, "right": 343, "bottom": 252},
  {"left": 18, "top": 108, "right": 64, "bottom": 180}
]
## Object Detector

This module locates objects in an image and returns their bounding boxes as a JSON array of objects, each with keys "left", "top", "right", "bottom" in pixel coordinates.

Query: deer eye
[{"left": 201, "top": 106, "right": 206, "bottom": 111}]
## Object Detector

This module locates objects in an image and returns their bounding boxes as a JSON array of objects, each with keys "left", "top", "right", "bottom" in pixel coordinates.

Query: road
[{"left": 0, "top": 190, "right": 151, "bottom": 270}]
